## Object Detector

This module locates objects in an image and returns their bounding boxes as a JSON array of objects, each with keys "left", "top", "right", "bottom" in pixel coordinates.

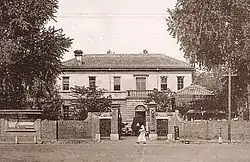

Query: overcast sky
[{"left": 49, "top": 0, "right": 185, "bottom": 61}]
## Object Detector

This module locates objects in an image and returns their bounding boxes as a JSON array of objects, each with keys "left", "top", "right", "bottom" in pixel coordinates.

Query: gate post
[
  {"left": 110, "top": 102, "right": 120, "bottom": 141},
  {"left": 147, "top": 101, "right": 158, "bottom": 140}
]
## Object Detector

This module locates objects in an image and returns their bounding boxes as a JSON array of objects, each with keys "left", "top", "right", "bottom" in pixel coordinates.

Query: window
[
  {"left": 161, "top": 76, "right": 168, "bottom": 91},
  {"left": 62, "top": 77, "right": 69, "bottom": 90},
  {"left": 63, "top": 106, "right": 70, "bottom": 120},
  {"left": 136, "top": 77, "right": 146, "bottom": 90},
  {"left": 177, "top": 76, "right": 184, "bottom": 90},
  {"left": 114, "top": 77, "right": 121, "bottom": 91},
  {"left": 62, "top": 106, "right": 74, "bottom": 120},
  {"left": 89, "top": 76, "right": 96, "bottom": 88}
]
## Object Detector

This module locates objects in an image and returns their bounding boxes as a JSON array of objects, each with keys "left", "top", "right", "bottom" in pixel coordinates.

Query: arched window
[{"left": 135, "top": 105, "right": 146, "bottom": 111}]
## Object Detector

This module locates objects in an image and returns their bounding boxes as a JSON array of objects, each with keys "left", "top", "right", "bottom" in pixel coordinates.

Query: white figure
[{"left": 137, "top": 124, "right": 146, "bottom": 144}]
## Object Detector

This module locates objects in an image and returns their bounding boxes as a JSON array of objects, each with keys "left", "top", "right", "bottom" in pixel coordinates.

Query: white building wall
[
  {"left": 57, "top": 70, "right": 192, "bottom": 94},
  {"left": 57, "top": 69, "right": 193, "bottom": 124}
]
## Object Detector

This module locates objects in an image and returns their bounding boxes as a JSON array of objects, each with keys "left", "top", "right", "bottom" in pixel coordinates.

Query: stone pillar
[
  {"left": 147, "top": 101, "right": 158, "bottom": 140},
  {"left": 110, "top": 103, "right": 120, "bottom": 141},
  {"left": 93, "top": 113, "right": 101, "bottom": 142},
  {"left": 35, "top": 119, "right": 41, "bottom": 143},
  {"left": 0, "top": 118, "right": 5, "bottom": 137}
]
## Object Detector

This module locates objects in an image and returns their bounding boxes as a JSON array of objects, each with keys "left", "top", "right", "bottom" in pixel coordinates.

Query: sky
[{"left": 49, "top": 0, "right": 185, "bottom": 61}]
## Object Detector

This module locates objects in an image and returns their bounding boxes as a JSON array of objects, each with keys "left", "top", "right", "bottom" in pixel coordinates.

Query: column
[
  {"left": 147, "top": 101, "right": 158, "bottom": 140},
  {"left": 110, "top": 103, "right": 120, "bottom": 141}
]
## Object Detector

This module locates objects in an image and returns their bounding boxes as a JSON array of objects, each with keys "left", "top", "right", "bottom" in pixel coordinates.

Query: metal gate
[
  {"left": 156, "top": 119, "right": 168, "bottom": 136},
  {"left": 100, "top": 119, "right": 111, "bottom": 138}
]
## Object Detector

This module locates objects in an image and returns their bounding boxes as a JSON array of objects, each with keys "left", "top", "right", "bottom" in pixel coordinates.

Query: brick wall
[
  {"left": 179, "top": 121, "right": 228, "bottom": 140},
  {"left": 41, "top": 120, "right": 57, "bottom": 142},
  {"left": 41, "top": 112, "right": 99, "bottom": 142},
  {"left": 169, "top": 120, "right": 250, "bottom": 141},
  {"left": 58, "top": 120, "right": 92, "bottom": 139},
  {"left": 231, "top": 121, "right": 250, "bottom": 140}
]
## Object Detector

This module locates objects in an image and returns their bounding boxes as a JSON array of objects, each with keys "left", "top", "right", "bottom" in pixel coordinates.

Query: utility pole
[
  {"left": 223, "top": 72, "right": 236, "bottom": 143},
  {"left": 228, "top": 66, "right": 232, "bottom": 143},
  {"left": 248, "top": 84, "right": 250, "bottom": 120},
  {"left": 247, "top": 53, "right": 250, "bottom": 121}
]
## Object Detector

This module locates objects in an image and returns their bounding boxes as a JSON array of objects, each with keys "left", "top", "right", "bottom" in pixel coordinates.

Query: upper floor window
[
  {"left": 62, "top": 76, "right": 69, "bottom": 90},
  {"left": 161, "top": 76, "right": 168, "bottom": 91},
  {"left": 177, "top": 76, "right": 184, "bottom": 90},
  {"left": 136, "top": 77, "right": 146, "bottom": 90},
  {"left": 114, "top": 76, "right": 121, "bottom": 91},
  {"left": 89, "top": 76, "right": 96, "bottom": 88}
]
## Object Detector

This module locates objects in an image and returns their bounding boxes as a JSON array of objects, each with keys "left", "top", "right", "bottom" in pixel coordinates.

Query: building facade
[{"left": 57, "top": 50, "right": 193, "bottom": 129}]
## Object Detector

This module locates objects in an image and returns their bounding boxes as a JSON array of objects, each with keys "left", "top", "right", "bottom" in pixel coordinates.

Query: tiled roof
[
  {"left": 62, "top": 54, "right": 192, "bottom": 69},
  {"left": 177, "top": 84, "right": 214, "bottom": 96}
]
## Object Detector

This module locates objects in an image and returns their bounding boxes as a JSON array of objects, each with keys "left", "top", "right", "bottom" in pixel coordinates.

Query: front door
[{"left": 135, "top": 111, "right": 146, "bottom": 126}]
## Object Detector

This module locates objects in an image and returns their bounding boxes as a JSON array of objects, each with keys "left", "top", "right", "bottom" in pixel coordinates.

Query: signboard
[{"left": 8, "top": 119, "right": 35, "bottom": 129}]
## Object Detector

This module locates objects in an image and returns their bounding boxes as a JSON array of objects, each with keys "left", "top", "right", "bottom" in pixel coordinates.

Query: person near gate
[{"left": 137, "top": 124, "right": 146, "bottom": 144}]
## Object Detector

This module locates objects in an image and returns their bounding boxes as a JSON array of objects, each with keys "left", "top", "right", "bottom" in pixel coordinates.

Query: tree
[
  {"left": 193, "top": 66, "right": 226, "bottom": 92},
  {"left": 146, "top": 88, "right": 176, "bottom": 112},
  {"left": 0, "top": 0, "right": 72, "bottom": 113},
  {"left": 167, "top": 0, "right": 250, "bottom": 116},
  {"left": 70, "top": 86, "right": 112, "bottom": 120}
]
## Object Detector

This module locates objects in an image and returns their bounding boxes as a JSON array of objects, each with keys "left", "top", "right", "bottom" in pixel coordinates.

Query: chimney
[
  {"left": 107, "top": 50, "right": 111, "bottom": 54},
  {"left": 143, "top": 49, "right": 148, "bottom": 54},
  {"left": 107, "top": 49, "right": 115, "bottom": 54},
  {"left": 74, "top": 50, "right": 83, "bottom": 61}
]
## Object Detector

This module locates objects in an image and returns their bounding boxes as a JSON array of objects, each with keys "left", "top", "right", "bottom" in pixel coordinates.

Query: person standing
[
  {"left": 137, "top": 124, "right": 146, "bottom": 144},
  {"left": 135, "top": 123, "right": 140, "bottom": 136}
]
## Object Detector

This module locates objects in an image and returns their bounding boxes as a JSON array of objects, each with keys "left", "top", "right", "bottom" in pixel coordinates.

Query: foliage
[
  {"left": 70, "top": 86, "right": 112, "bottom": 120},
  {"left": 175, "top": 104, "right": 190, "bottom": 116},
  {"left": 0, "top": 0, "right": 72, "bottom": 114},
  {"left": 146, "top": 88, "right": 176, "bottom": 112},
  {"left": 219, "top": 76, "right": 247, "bottom": 116},
  {"left": 167, "top": 0, "right": 250, "bottom": 118},
  {"left": 193, "top": 66, "right": 226, "bottom": 92},
  {"left": 194, "top": 66, "right": 247, "bottom": 117},
  {"left": 167, "top": 0, "right": 250, "bottom": 84}
]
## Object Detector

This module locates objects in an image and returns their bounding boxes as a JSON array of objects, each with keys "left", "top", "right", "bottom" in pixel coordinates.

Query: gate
[
  {"left": 100, "top": 119, "right": 111, "bottom": 138},
  {"left": 156, "top": 119, "right": 168, "bottom": 136}
]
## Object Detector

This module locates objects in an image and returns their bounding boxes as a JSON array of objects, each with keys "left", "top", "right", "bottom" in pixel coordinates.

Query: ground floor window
[{"left": 62, "top": 106, "right": 74, "bottom": 120}]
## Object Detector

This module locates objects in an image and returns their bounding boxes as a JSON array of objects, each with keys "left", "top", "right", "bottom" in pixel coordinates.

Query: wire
[{"left": 56, "top": 12, "right": 169, "bottom": 19}]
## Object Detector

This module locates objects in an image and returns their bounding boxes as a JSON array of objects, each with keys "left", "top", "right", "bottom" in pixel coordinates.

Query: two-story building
[{"left": 58, "top": 50, "right": 193, "bottom": 128}]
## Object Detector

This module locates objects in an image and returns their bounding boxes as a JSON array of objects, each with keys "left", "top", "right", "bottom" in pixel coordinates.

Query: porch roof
[{"left": 177, "top": 84, "right": 214, "bottom": 96}]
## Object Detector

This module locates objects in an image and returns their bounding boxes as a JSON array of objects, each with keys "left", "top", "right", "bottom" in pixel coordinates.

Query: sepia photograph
[{"left": 0, "top": 0, "right": 250, "bottom": 161}]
